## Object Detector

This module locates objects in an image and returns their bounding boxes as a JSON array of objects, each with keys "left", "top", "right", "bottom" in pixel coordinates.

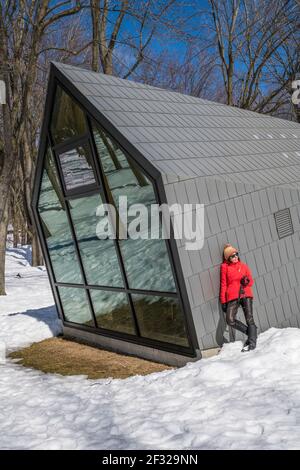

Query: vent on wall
[{"left": 274, "top": 208, "right": 294, "bottom": 239}]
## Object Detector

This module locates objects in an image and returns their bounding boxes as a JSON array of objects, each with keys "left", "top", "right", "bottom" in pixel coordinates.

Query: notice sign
[{"left": 0, "top": 80, "right": 6, "bottom": 104}]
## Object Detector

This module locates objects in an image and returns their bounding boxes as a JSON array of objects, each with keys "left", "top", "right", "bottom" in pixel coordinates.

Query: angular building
[{"left": 32, "top": 62, "right": 300, "bottom": 366}]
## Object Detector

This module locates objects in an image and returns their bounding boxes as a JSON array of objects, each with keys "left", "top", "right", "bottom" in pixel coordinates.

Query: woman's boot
[{"left": 247, "top": 324, "right": 257, "bottom": 350}]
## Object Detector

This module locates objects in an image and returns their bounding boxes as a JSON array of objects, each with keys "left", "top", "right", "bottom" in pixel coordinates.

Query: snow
[
  {"left": 0, "top": 246, "right": 61, "bottom": 350},
  {"left": 1, "top": 247, "right": 300, "bottom": 449}
]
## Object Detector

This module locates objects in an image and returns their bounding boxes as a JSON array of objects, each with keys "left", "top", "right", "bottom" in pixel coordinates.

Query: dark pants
[{"left": 226, "top": 297, "right": 256, "bottom": 335}]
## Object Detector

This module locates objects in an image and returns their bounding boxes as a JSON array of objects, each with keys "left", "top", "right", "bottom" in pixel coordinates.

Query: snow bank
[
  {"left": 0, "top": 246, "right": 62, "bottom": 350},
  {"left": 1, "top": 248, "right": 300, "bottom": 450}
]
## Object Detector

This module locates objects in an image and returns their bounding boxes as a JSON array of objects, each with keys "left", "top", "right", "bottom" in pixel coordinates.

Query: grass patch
[{"left": 9, "top": 337, "right": 173, "bottom": 379}]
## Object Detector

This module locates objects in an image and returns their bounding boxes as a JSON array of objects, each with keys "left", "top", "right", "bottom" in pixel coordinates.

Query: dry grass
[{"left": 9, "top": 337, "right": 173, "bottom": 379}]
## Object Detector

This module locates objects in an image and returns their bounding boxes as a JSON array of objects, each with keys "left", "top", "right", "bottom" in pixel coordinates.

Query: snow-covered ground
[{"left": 1, "top": 247, "right": 300, "bottom": 450}]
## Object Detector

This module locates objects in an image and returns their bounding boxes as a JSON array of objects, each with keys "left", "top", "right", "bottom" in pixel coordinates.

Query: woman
[{"left": 220, "top": 244, "right": 257, "bottom": 351}]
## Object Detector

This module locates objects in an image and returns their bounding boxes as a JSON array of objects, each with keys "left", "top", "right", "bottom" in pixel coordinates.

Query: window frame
[
  {"left": 32, "top": 73, "right": 199, "bottom": 358},
  {"left": 53, "top": 136, "right": 99, "bottom": 197}
]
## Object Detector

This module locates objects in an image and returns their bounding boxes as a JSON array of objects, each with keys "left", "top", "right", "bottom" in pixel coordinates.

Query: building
[{"left": 32, "top": 62, "right": 300, "bottom": 366}]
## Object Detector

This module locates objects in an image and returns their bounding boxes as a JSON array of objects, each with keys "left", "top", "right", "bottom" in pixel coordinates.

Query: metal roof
[{"left": 52, "top": 62, "right": 300, "bottom": 190}]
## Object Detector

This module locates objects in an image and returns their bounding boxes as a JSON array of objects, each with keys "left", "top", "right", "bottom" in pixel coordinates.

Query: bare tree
[
  {"left": 0, "top": 0, "right": 84, "bottom": 294},
  {"left": 207, "top": 0, "right": 300, "bottom": 112},
  {"left": 90, "top": 0, "right": 179, "bottom": 77}
]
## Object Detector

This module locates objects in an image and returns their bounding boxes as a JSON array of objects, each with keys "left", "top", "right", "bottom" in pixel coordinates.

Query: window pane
[
  {"left": 90, "top": 290, "right": 135, "bottom": 334},
  {"left": 58, "top": 286, "right": 94, "bottom": 326},
  {"left": 92, "top": 124, "right": 176, "bottom": 292},
  {"left": 51, "top": 86, "right": 87, "bottom": 145},
  {"left": 132, "top": 294, "right": 189, "bottom": 347},
  {"left": 69, "top": 194, "right": 124, "bottom": 287},
  {"left": 119, "top": 238, "right": 176, "bottom": 292},
  {"left": 58, "top": 143, "right": 97, "bottom": 191},
  {"left": 38, "top": 148, "right": 83, "bottom": 284}
]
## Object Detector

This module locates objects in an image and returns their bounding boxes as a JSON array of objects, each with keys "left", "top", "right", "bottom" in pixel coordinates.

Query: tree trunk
[
  {"left": 31, "top": 229, "right": 43, "bottom": 266},
  {"left": 13, "top": 221, "right": 19, "bottom": 248},
  {"left": 0, "top": 200, "right": 9, "bottom": 295},
  {"left": 91, "top": 0, "right": 100, "bottom": 72},
  {"left": 21, "top": 221, "right": 27, "bottom": 245}
]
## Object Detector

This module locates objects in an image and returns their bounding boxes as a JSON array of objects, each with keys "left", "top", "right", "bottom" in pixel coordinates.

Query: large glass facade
[{"left": 35, "top": 86, "right": 192, "bottom": 353}]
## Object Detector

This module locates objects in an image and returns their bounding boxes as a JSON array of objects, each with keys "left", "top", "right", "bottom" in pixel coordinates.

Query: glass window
[
  {"left": 58, "top": 143, "right": 97, "bottom": 191},
  {"left": 132, "top": 294, "right": 189, "bottom": 347},
  {"left": 69, "top": 193, "right": 124, "bottom": 287},
  {"left": 92, "top": 124, "right": 176, "bottom": 292},
  {"left": 37, "top": 148, "right": 83, "bottom": 284},
  {"left": 90, "top": 290, "right": 135, "bottom": 334},
  {"left": 51, "top": 86, "right": 87, "bottom": 145},
  {"left": 58, "top": 286, "right": 94, "bottom": 326}
]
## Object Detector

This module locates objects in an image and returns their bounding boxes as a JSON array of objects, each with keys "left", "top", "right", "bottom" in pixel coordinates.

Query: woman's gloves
[
  {"left": 241, "top": 275, "right": 250, "bottom": 287},
  {"left": 221, "top": 303, "right": 227, "bottom": 313}
]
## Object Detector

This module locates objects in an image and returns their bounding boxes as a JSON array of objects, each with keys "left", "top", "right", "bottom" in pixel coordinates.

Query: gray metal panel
[
  {"left": 273, "top": 296, "right": 285, "bottom": 323},
  {"left": 209, "top": 265, "right": 221, "bottom": 297},
  {"left": 189, "top": 249, "right": 203, "bottom": 275},
  {"left": 189, "top": 274, "right": 204, "bottom": 307},
  {"left": 255, "top": 304, "right": 269, "bottom": 330},
  {"left": 178, "top": 246, "right": 193, "bottom": 278},
  {"left": 265, "top": 301, "right": 278, "bottom": 326},
  {"left": 285, "top": 236, "right": 296, "bottom": 260},
  {"left": 199, "top": 270, "right": 215, "bottom": 302},
  {"left": 279, "top": 265, "right": 290, "bottom": 292},
  {"left": 270, "top": 241, "right": 282, "bottom": 269},
  {"left": 260, "top": 218, "right": 273, "bottom": 244},
  {"left": 244, "top": 223, "right": 257, "bottom": 250},
  {"left": 202, "top": 333, "right": 215, "bottom": 350},
  {"left": 243, "top": 194, "right": 256, "bottom": 221},
  {"left": 252, "top": 220, "right": 265, "bottom": 247},
  {"left": 251, "top": 192, "right": 264, "bottom": 219},
  {"left": 200, "top": 301, "right": 216, "bottom": 334},
  {"left": 286, "top": 262, "right": 297, "bottom": 289},
  {"left": 256, "top": 276, "right": 268, "bottom": 304},
  {"left": 54, "top": 61, "right": 300, "bottom": 192},
  {"left": 208, "top": 236, "right": 222, "bottom": 267},
  {"left": 233, "top": 197, "right": 247, "bottom": 224},
  {"left": 254, "top": 248, "right": 267, "bottom": 276},
  {"left": 264, "top": 272, "right": 276, "bottom": 300},
  {"left": 271, "top": 270, "right": 283, "bottom": 296},
  {"left": 225, "top": 228, "right": 239, "bottom": 250},
  {"left": 192, "top": 306, "right": 206, "bottom": 340},
  {"left": 235, "top": 225, "right": 248, "bottom": 253},
  {"left": 216, "top": 202, "right": 230, "bottom": 231},
  {"left": 292, "top": 232, "right": 300, "bottom": 258},
  {"left": 288, "top": 289, "right": 298, "bottom": 316},
  {"left": 205, "top": 205, "right": 221, "bottom": 234},
  {"left": 225, "top": 199, "right": 238, "bottom": 227},
  {"left": 199, "top": 243, "right": 213, "bottom": 270},
  {"left": 261, "top": 245, "right": 273, "bottom": 272}
]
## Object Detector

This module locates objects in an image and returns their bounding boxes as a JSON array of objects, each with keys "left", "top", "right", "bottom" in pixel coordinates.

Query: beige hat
[{"left": 223, "top": 243, "right": 238, "bottom": 261}]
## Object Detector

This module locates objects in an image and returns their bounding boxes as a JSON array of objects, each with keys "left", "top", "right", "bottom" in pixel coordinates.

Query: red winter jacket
[{"left": 220, "top": 259, "right": 254, "bottom": 304}]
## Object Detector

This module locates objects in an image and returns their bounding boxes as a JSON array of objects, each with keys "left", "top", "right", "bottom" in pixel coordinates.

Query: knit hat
[{"left": 223, "top": 243, "right": 238, "bottom": 261}]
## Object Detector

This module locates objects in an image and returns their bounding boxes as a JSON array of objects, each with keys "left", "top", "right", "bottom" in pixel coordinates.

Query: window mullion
[{"left": 86, "top": 116, "right": 141, "bottom": 337}]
